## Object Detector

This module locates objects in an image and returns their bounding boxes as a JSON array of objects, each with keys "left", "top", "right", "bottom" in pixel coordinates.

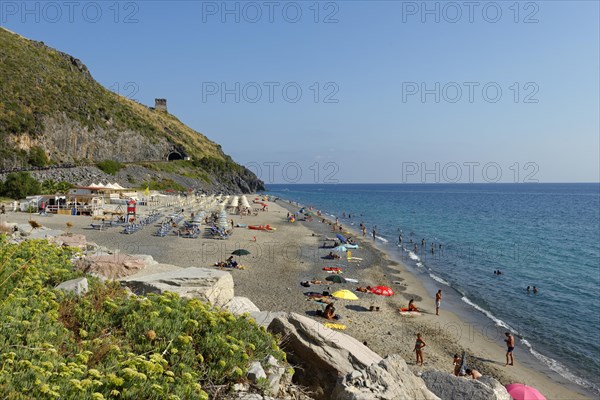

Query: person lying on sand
[
  {"left": 356, "top": 286, "right": 372, "bottom": 293},
  {"left": 465, "top": 368, "right": 482, "bottom": 379}
]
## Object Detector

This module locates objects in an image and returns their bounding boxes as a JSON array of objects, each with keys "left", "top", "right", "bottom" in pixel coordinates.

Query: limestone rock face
[
  {"left": 267, "top": 312, "right": 382, "bottom": 399},
  {"left": 122, "top": 267, "right": 234, "bottom": 307},
  {"left": 333, "top": 354, "right": 440, "bottom": 400},
  {"left": 249, "top": 311, "right": 287, "bottom": 328},
  {"left": 421, "top": 370, "right": 511, "bottom": 400},
  {"left": 55, "top": 277, "right": 88, "bottom": 296},
  {"left": 75, "top": 253, "right": 148, "bottom": 279},
  {"left": 49, "top": 233, "right": 87, "bottom": 249},
  {"left": 225, "top": 296, "right": 260, "bottom": 315}
]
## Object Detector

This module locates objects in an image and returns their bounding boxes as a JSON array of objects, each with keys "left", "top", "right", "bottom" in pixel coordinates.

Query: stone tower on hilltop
[{"left": 155, "top": 98, "right": 167, "bottom": 112}]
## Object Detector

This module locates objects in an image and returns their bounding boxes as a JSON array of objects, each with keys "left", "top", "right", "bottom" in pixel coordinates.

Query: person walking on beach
[
  {"left": 414, "top": 333, "right": 426, "bottom": 366},
  {"left": 504, "top": 332, "right": 515, "bottom": 366},
  {"left": 435, "top": 289, "right": 442, "bottom": 316}
]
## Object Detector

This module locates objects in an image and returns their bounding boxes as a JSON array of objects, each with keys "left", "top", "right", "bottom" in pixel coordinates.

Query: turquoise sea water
[{"left": 266, "top": 183, "right": 600, "bottom": 395}]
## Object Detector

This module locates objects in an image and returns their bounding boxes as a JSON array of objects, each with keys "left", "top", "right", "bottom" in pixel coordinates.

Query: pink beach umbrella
[
  {"left": 505, "top": 383, "right": 546, "bottom": 400},
  {"left": 371, "top": 286, "right": 394, "bottom": 296}
]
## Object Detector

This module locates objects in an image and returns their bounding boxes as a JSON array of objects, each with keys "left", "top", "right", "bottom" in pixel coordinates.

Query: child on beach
[
  {"left": 465, "top": 368, "right": 482, "bottom": 379},
  {"left": 453, "top": 354, "right": 462, "bottom": 376},
  {"left": 414, "top": 333, "right": 426, "bottom": 366},
  {"left": 435, "top": 289, "right": 442, "bottom": 316}
]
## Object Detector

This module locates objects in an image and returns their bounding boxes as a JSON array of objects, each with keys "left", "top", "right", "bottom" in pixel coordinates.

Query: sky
[{"left": 1, "top": 0, "right": 599, "bottom": 184}]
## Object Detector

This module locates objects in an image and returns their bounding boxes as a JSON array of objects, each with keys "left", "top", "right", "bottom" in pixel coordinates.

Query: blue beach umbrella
[{"left": 336, "top": 233, "right": 347, "bottom": 243}]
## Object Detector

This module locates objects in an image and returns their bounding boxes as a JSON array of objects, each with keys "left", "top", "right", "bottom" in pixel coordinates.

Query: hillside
[{"left": 0, "top": 28, "right": 263, "bottom": 193}]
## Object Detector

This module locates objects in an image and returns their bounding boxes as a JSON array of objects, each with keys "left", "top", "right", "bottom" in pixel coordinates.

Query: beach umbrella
[
  {"left": 326, "top": 275, "right": 346, "bottom": 284},
  {"left": 336, "top": 233, "right": 347, "bottom": 243},
  {"left": 505, "top": 384, "right": 546, "bottom": 400},
  {"left": 231, "top": 249, "right": 250, "bottom": 256},
  {"left": 332, "top": 290, "right": 358, "bottom": 300},
  {"left": 371, "top": 286, "right": 394, "bottom": 296}
]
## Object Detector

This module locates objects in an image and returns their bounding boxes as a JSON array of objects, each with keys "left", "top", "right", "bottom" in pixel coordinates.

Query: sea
[{"left": 265, "top": 183, "right": 600, "bottom": 396}]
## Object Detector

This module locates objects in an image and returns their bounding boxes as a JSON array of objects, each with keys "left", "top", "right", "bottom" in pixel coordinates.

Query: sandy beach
[{"left": 0, "top": 197, "right": 590, "bottom": 400}]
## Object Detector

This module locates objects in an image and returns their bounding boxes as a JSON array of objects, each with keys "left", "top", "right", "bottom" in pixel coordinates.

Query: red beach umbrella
[
  {"left": 371, "top": 286, "right": 394, "bottom": 296},
  {"left": 505, "top": 384, "right": 546, "bottom": 400}
]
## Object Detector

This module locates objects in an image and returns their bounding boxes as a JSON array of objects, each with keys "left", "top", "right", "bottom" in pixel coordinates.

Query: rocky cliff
[{"left": 0, "top": 27, "right": 264, "bottom": 193}]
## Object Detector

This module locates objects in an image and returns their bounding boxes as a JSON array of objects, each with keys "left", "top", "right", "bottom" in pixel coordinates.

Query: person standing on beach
[
  {"left": 372, "top": 227, "right": 376, "bottom": 241},
  {"left": 504, "top": 332, "right": 515, "bottom": 366},
  {"left": 435, "top": 290, "right": 442, "bottom": 315},
  {"left": 414, "top": 333, "right": 426, "bottom": 366},
  {"left": 362, "top": 226, "right": 366, "bottom": 236}
]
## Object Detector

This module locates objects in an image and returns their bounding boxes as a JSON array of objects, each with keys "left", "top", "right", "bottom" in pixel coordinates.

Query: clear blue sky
[{"left": 2, "top": 1, "right": 598, "bottom": 183}]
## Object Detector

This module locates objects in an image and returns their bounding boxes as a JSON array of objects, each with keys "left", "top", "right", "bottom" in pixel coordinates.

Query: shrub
[
  {"left": 28, "top": 146, "right": 49, "bottom": 167},
  {"left": 0, "top": 239, "right": 284, "bottom": 399},
  {"left": 96, "top": 160, "right": 124, "bottom": 175},
  {"left": 0, "top": 172, "right": 41, "bottom": 199}
]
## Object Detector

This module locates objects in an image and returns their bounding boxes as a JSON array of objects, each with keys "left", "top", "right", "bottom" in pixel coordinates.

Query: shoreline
[
  {"left": 0, "top": 197, "right": 592, "bottom": 399},
  {"left": 273, "top": 197, "right": 594, "bottom": 400}
]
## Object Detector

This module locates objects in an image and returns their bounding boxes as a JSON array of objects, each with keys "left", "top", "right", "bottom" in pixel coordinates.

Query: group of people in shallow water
[{"left": 526, "top": 286, "right": 539, "bottom": 294}]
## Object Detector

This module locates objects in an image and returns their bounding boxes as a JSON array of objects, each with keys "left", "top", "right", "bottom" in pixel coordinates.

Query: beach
[{"left": 0, "top": 197, "right": 591, "bottom": 400}]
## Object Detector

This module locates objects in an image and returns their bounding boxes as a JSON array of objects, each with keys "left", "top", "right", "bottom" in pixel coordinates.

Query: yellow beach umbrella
[{"left": 332, "top": 290, "right": 358, "bottom": 300}]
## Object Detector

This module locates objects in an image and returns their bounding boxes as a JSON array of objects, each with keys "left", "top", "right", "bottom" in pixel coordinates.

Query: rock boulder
[
  {"left": 421, "top": 370, "right": 511, "bottom": 400},
  {"left": 55, "top": 277, "right": 88, "bottom": 296},
  {"left": 225, "top": 296, "right": 260, "bottom": 315},
  {"left": 122, "top": 267, "right": 234, "bottom": 307},
  {"left": 268, "top": 312, "right": 383, "bottom": 399},
  {"left": 333, "top": 354, "right": 439, "bottom": 400},
  {"left": 75, "top": 253, "right": 148, "bottom": 279}
]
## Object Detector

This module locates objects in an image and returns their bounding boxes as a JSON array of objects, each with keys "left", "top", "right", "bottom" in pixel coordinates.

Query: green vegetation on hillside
[
  {"left": 0, "top": 28, "right": 224, "bottom": 165},
  {"left": 0, "top": 239, "right": 284, "bottom": 399},
  {"left": 96, "top": 160, "right": 124, "bottom": 175}
]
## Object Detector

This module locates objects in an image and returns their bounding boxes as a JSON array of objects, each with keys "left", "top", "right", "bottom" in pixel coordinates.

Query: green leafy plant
[
  {"left": 28, "top": 146, "right": 49, "bottom": 167},
  {"left": 0, "top": 239, "right": 285, "bottom": 399},
  {"left": 96, "top": 160, "right": 124, "bottom": 175},
  {"left": 0, "top": 172, "right": 41, "bottom": 199}
]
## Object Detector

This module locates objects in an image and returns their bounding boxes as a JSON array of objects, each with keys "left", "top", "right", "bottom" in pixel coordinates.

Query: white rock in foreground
[
  {"left": 334, "top": 354, "right": 440, "bottom": 400},
  {"left": 269, "top": 313, "right": 440, "bottom": 400},
  {"left": 122, "top": 267, "right": 234, "bottom": 307},
  {"left": 225, "top": 296, "right": 260, "bottom": 315},
  {"left": 55, "top": 277, "right": 88, "bottom": 296}
]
